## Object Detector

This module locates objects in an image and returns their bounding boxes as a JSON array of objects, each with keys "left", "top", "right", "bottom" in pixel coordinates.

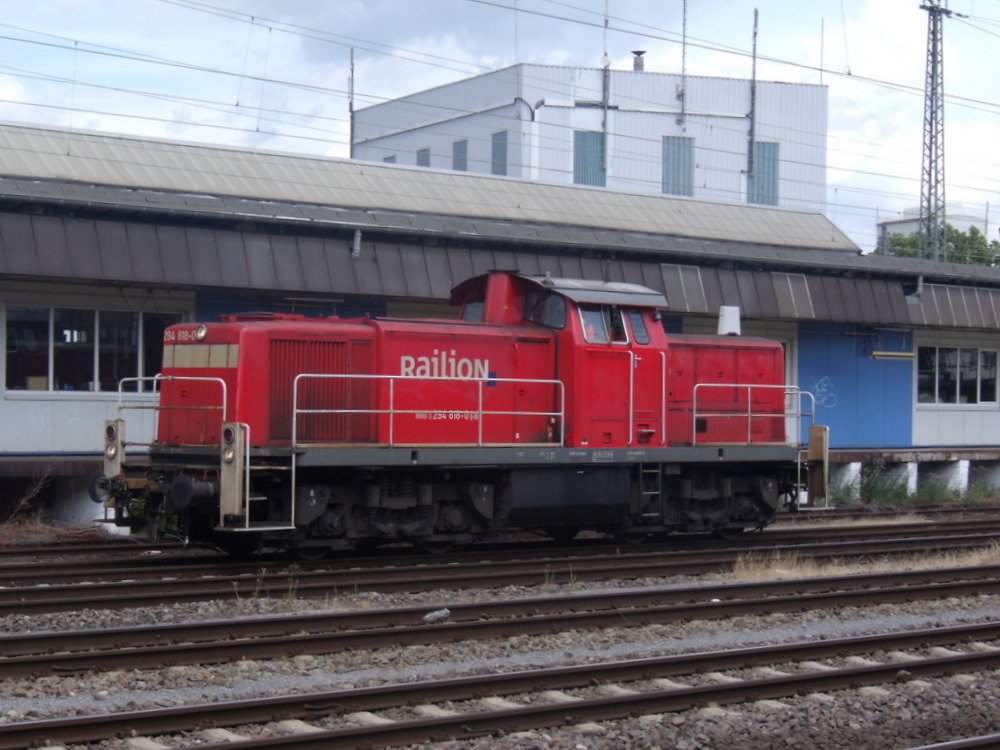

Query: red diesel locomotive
[{"left": 93, "top": 271, "right": 823, "bottom": 556}]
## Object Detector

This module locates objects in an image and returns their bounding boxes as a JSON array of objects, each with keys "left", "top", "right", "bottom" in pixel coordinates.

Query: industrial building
[
  {"left": 0, "top": 121, "right": 998, "bottom": 520},
  {"left": 351, "top": 61, "right": 827, "bottom": 214}
]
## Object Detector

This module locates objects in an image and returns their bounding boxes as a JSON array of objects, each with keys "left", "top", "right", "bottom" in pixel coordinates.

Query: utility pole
[
  {"left": 919, "top": 3, "right": 954, "bottom": 261},
  {"left": 746, "top": 9, "right": 758, "bottom": 189},
  {"left": 348, "top": 48, "right": 355, "bottom": 159}
]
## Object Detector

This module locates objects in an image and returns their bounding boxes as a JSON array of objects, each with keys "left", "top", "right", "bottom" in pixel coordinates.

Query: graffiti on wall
[{"left": 813, "top": 375, "right": 837, "bottom": 408}]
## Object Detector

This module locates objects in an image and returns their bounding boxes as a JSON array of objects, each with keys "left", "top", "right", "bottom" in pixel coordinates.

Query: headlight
[
  {"left": 222, "top": 446, "right": 236, "bottom": 463},
  {"left": 104, "top": 444, "right": 118, "bottom": 460},
  {"left": 195, "top": 324, "right": 208, "bottom": 341}
]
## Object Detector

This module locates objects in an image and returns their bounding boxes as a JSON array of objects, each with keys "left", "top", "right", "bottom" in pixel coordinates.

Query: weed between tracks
[
  {"left": 730, "top": 540, "right": 1000, "bottom": 581},
  {"left": 770, "top": 513, "right": 930, "bottom": 530},
  {"left": 231, "top": 565, "right": 302, "bottom": 613}
]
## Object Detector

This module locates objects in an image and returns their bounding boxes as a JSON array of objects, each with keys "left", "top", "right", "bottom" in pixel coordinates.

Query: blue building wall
[{"left": 798, "top": 323, "right": 912, "bottom": 448}]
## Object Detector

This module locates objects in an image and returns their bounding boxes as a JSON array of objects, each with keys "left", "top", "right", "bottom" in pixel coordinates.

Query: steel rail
[
  {"left": 179, "top": 648, "right": 1000, "bottom": 750},
  {"left": 4, "top": 566, "right": 1000, "bottom": 677},
  {"left": 2, "top": 625, "right": 998, "bottom": 750},
  {"left": 3, "top": 529, "right": 999, "bottom": 614},
  {"left": 908, "top": 735, "right": 1000, "bottom": 750},
  {"left": 3, "top": 516, "right": 998, "bottom": 578},
  {"left": 1, "top": 523, "right": 997, "bottom": 586}
]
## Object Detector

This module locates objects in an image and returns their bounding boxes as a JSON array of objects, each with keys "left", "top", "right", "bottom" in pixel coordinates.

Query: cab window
[
  {"left": 608, "top": 308, "right": 628, "bottom": 343},
  {"left": 627, "top": 310, "right": 650, "bottom": 344},
  {"left": 580, "top": 305, "right": 628, "bottom": 344},
  {"left": 525, "top": 290, "right": 566, "bottom": 329},
  {"left": 462, "top": 297, "right": 484, "bottom": 322},
  {"left": 580, "top": 306, "right": 608, "bottom": 343}
]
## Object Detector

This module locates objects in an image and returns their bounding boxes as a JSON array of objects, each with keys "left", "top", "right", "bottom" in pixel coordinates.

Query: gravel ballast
[{"left": 2, "top": 566, "right": 1000, "bottom": 750}]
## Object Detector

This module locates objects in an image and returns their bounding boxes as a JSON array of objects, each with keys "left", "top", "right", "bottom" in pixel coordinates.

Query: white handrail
[
  {"left": 627, "top": 351, "right": 635, "bottom": 447},
  {"left": 691, "top": 383, "right": 815, "bottom": 447},
  {"left": 291, "top": 373, "right": 565, "bottom": 449},
  {"left": 659, "top": 351, "right": 667, "bottom": 446},
  {"left": 116, "top": 375, "right": 228, "bottom": 448}
]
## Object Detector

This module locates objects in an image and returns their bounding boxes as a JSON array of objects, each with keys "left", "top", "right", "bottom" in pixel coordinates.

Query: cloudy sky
[{"left": 0, "top": 0, "right": 997, "bottom": 251}]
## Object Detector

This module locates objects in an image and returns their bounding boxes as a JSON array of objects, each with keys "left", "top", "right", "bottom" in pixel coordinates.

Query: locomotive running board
[{"left": 293, "top": 443, "right": 802, "bottom": 468}]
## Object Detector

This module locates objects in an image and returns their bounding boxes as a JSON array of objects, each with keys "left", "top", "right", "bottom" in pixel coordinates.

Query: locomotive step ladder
[{"left": 639, "top": 463, "right": 662, "bottom": 518}]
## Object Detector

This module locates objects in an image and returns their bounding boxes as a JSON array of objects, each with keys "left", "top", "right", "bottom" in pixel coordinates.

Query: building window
[
  {"left": 491, "top": 131, "right": 507, "bottom": 176},
  {"left": 6, "top": 306, "right": 49, "bottom": 390},
  {"left": 573, "top": 130, "right": 606, "bottom": 187},
  {"left": 99, "top": 311, "right": 139, "bottom": 392},
  {"left": 747, "top": 141, "right": 778, "bottom": 205},
  {"left": 54, "top": 308, "right": 95, "bottom": 391},
  {"left": 917, "top": 346, "right": 998, "bottom": 404},
  {"left": 662, "top": 135, "right": 694, "bottom": 196},
  {"left": 416, "top": 148, "right": 430, "bottom": 167},
  {"left": 5, "top": 306, "right": 180, "bottom": 392},
  {"left": 452, "top": 139, "right": 468, "bottom": 171},
  {"left": 382, "top": 155, "right": 396, "bottom": 164}
]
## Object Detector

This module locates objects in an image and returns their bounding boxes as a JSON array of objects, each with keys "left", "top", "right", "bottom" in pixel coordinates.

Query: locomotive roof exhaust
[{"left": 717, "top": 305, "right": 741, "bottom": 336}]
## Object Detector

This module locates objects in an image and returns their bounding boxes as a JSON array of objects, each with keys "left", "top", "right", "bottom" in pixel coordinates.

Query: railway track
[
  {"left": 2, "top": 522, "right": 999, "bottom": 614},
  {"left": 3, "top": 619, "right": 999, "bottom": 749},
  {"left": 2, "top": 507, "right": 998, "bottom": 565},
  {"left": 4, "top": 564, "right": 1000, "bottom": 678}
]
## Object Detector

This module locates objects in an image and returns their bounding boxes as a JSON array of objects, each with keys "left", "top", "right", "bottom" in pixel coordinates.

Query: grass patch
[
  {"left": 730, "top": 541, "right": 1000, "bottom": 582},
  {"left": 0, "top": 517, "right": 63, "bottom": 545},
  {"left": 770, "top": 513, "right": 930, "bottom": 530},
  {"left": 859, "top": 455, "right": 912, "bottom": 508}
]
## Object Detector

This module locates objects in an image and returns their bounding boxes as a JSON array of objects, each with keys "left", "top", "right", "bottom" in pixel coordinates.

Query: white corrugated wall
[{"left": 355, "top": 64, "right": 828, "bottom": 215}]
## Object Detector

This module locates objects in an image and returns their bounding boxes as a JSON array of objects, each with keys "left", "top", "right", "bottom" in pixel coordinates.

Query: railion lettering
[{"left": 399, "top": 349, "right": 489, "bottom": 379}]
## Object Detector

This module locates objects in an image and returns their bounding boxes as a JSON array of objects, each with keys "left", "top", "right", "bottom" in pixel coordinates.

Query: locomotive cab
[{"left": 452, "top": 271, "right": 672, "bottom": 449}]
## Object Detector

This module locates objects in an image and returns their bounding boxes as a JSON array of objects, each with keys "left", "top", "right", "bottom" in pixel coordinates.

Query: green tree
[{"left": 883, "top": 224, "right": 1000, "bottom": 266}]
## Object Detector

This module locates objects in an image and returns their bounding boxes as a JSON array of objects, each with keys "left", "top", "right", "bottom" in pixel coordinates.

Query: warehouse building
[{"left": 352, "top": 61, "right": 827, "bottom": 214}]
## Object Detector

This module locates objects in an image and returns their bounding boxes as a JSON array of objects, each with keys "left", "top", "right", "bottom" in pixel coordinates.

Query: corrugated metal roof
[
  {"left": 5, "top": 169, "right": 1000, "bottom": 292},
  {"left": 0, "top": 122, "right": 856, "bottom": 251}
]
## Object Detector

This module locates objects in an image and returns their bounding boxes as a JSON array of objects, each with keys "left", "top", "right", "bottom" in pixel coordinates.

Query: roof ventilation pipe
[
  {"left": 351, "top": 229, "right": 362, "bottom": 259},
  {"left": 632, "top": 50, "right": 646, "bottom": 71},
  {"left": 717, "top": 306, "right": 741, "bottom": 336}
]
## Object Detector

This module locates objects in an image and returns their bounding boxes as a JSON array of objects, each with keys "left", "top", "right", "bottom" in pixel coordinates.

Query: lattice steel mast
[{"left": 919, "top": 3, "right": 952, "bottom": 261}]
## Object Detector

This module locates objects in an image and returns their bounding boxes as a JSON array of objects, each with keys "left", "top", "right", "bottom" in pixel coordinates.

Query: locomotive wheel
[
  {"left": 713, "top": 526, "right": 745, "bottom": 540},
  {"left": 351, "top": 539, "right": 382, "bottom": 554},
  {"left": 213, "top": 534, "right": 261, "bottom": 558},
  {"left": 614, "top": 530, "right": 648, "bottom": 546},
  {"left": 544, "top": 526, "right": 580, "bottom": 544},
  {"left": 290, "top": 543, "right": 332, "bottom": 560},
  {"left": 418, "top": 539, "right": 455, "bottom": 554}
]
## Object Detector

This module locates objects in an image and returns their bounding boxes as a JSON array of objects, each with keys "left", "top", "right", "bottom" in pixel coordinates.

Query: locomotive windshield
[
  {"left": 461, "top": 297, "right": 484, "bottom": 323},
  {"left": 524, "top": 290, "right": 566, "bottom": 329}
]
